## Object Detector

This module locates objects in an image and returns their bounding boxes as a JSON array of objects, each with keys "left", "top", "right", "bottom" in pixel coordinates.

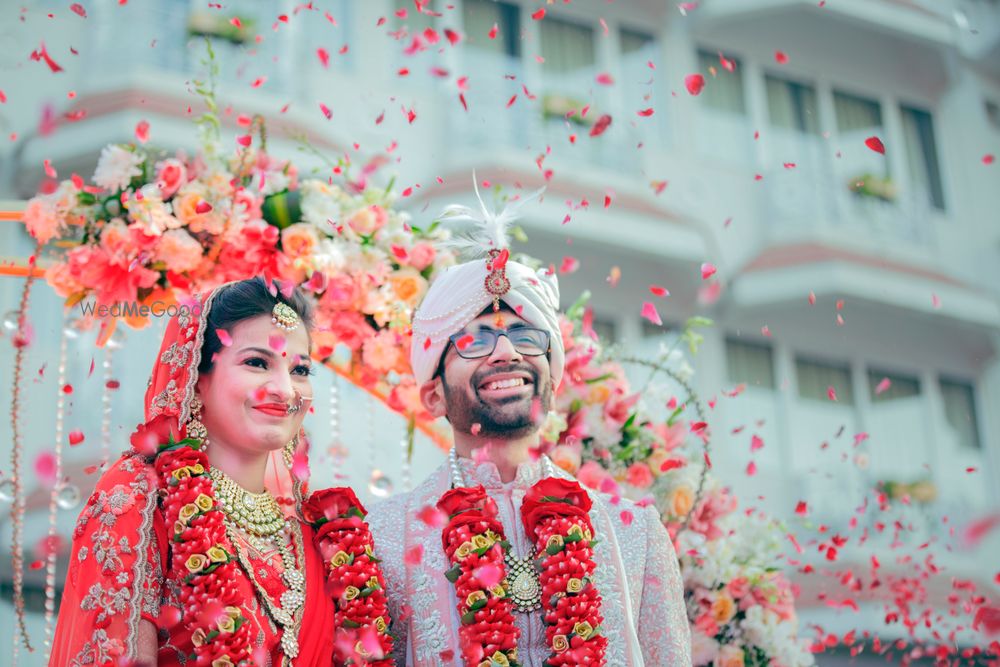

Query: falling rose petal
[
  {"left": 473, "top": 564, "right": 503, "bottom": 588},
  {"left": 455, "top": 334, "right": 475, "bottom": 351},
  {"left": 531, "top": 8, "right": 545, "bottom": 20},
  {"left": 700, "top": 262, "right": 716, "bottom": 280},
  {"left": 595, "top": 72, "right": 614, "bottom": 85},
  {"left": 68, "top": 430, "right": 85, "bottom": 446},
  {"left": 319, "top": 103, "right": 333, "bottom": 120},
  {"left": 960, "top": 513, "right": 1000, "bottom": 550},
  {"left": 659, "top": 458, "right": 685, "bottom": 473},
  {"left": 43, "top": 159, "right": 57, "bottom": 179},
  {"left": 105, "top": 379, "right": 120, "bottom": 390},
  {"left": 641, "top": 302, "right": 662, "bottom": 326},
  {"left": 589, "top": 114, "right": 612, "bottom": 137},
  {"left": 236, "top": 134, "right": 252, "bottom": 147},
  {"left": 30, "top": 42, "right": 64, "bottom": 73},
  {"left": 932, "top": 293, "right": 942, "bottom": 309},
  {"left": 719, "top": 53, "right": 735, "bottom": 72},
  {"left": 808, "top": 291, "right": 816, "bottom": 305},
  {"left": 404, "top": 545, "right": 424, "bottom": 565},
  {"left": 559, "top": 256, "right": 579, "bottom": 274},
  {"left": 761, "top": 325, "right": 772, "bottom": 337},
  {"left": 795, "top": 500, "right": 809, "bottom": 516},
  {"left": 70, "top": 3, "right": 87, "bottom": 17},
  {"left": 746, "top": 460, "right": 757, "bottom": 476},
  {"left": 750, "top": 435, "right": 764, "bottom": 452},
  {"left": 216, "top": 329, "right": 233, "bottom": 347},
  {"left": 470, "top": 423, "right": 482, "bottom": 435},
  {"left": 620, "top": 510, "right": 634, "bottom": 526},
  {"left": 582, "top": 306, "right": 598, "bottom": 341},
  {"left": 268, "top": 334, "right": 286, "bottom": 353},
  {"left": 444, "top": 28, "right": 462, "bottom": 45},
  {"left": 875, "top": 377, "right": 891, "bottom": 395},
  {"left": 827, "top": 386, "right": 838, "bottom": 402},
  {"left": 684, "top": 73, "right": 705, "bottom": 96},
  {"left": 774, "top": 50, "right": 789, "bottom": 64},
  {"left": 317, "top": 47, "right": 330, "bottom": 68},
  {"left": 973, "top": 606, "right": 1000, "bottom": 636},
  {"left": 135, "top": 119, "right": 150, "bottom": 144},
  {"left": 649, "top": 285, "right": 669, "bottom": 297},
  {"left": 488, "top": 22, "right": 498, "bottom": 39},
  {"left": 983, "top": 154, "right": 995, "bottom": 165},
  {"left": 63, "top": 383, "right": 73, "bottom": 394},
  {"left": 416, "top": 505, "right": 446, "bottom": 527},
  {"left": 864, "top": 136, "right": 885, "bottom": 154},
  {"left": 637, "top": 107, "right": 654, "bottom": 117},
  {"left": 195, "top": 200, "right": 213, "bottom": 214},
  {"left": 35, "top": 452, "right": 57, "bottom": 484}
]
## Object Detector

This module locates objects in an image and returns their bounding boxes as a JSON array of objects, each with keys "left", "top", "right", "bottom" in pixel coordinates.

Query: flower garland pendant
[{"left": 503, "top": 551, "right": 541, "bottom": 613}]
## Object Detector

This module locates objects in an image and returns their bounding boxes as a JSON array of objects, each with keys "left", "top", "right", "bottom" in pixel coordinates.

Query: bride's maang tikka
[{"left": 271, "top": 302, "right": 300, "bottom": 331}]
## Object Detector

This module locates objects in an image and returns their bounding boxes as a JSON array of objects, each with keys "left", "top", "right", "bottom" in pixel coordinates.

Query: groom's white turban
[{"left": 410, "top": 186, "right": 564, "bottom": 388}]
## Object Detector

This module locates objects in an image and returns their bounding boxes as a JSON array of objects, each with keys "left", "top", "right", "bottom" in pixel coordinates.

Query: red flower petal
[
  {"left": 684, "top": 73, "right": 705, "bottom": 96},
  {"left": 864, "top": 136, "right": 885, "bottom": 154}
]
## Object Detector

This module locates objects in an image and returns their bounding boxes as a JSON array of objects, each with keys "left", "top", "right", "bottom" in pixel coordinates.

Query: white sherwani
[{"left": 367, "top": 457, "right": 692, "bottom": 666}]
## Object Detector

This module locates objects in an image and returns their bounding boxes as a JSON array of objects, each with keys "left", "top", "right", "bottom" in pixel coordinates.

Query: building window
[
  {"left": 726, "top": 339, "right": 775, "bottom": 389},
  {"left": 833, "top": 90, "right": 887, "bottom": 179},
  {"left": 795, "top": 357, "right": 853, "bottom": 404},
  {"left": 765, "top": 75, "right": 820, "bottom": 135},
  {"left": 900, "top": 105, "right": 946, "bottom": 210},
  {"left": 620, "top": 27, "right": 654, "bottom": 56},
  {"left": 939, "top": 378, "right": 982, "bottom": 450},
  {"left": 867, "top": 369, "right": 920, "bottom": 403},
  {"left": 697, "top": 50, "right": 746, "bottom": 115},
  {"left": 462, "top": 0, "right": 520, "bottom": 57},
  {"left": 540, "top": 15, "right": 596, "bottom": 75},
  {"left": 986, "top": 100, "right": 1000, "bottom": 131}
]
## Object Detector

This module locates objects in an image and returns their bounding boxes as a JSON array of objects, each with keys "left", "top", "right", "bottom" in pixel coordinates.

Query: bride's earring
[
  {"left": 187, "top": 395, "right": 209, "bottom": 449},
  {"left": 283, "top": 434, "right": 298, "bottom": 469}
]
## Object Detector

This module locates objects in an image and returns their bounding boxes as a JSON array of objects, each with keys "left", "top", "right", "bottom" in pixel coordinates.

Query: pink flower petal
[
  {"left": 589, "top": 114, "right": 612, "bottom": 137},
  {"left": 216, "top": 329, "right": 232, "bottom": 347},
  {"left": 649, "top": 285, "right": 669, "bottom": 297},
  {"left": 134, "top": 120, "right": 150, "bottom": 144},
  {"left": 774, "top": 50, "right": 789, "bottom": 64},
  {"left": 559, "top": 256, "right": 579, "bottom": 274},
  {"left": 827, "top": 386, "right": 838, "bottom": 401},
  {"left": 875, "top": 377, "right": 891, "bottom": 395},
  {"left": 984, "top": 154, "right": 995, "bottom": 165},
  {"left": 267, "top": 334, "right": 286, "bottom": 353},
  {"left": 595, "top": 72, "right": 614, "bottom": 85},
  {"left": 531, "top": 8, "right": 545, "bottom": 20},
  {"left": 316, "top": 47, "right": 330, "bottom": 68},
  {"left": 684, "top": 73, "right": 705, "bottom": 96},
  {"left": 750, "top": 435, "right": 764, "bottom": 452},
  {"left": 404, "top": 545, "right": 424, "bottom": 565},
  {"left": 864, "top": 136, "right": 885, "bottom": 154},
  {"left": 68, "top": 430, "right": 85, "bottom": 446},
  {"left": 641, "top": 302, "right": 662, "bottom": 326},
  {"left": 700, "top": 262, "right": 716, "bottom": 280},
  {"left": 473, "top": 564, "right": 503, "bottom": 588},
  {"left": 746, "top": 460, "right": 757, "bottom": 476}
]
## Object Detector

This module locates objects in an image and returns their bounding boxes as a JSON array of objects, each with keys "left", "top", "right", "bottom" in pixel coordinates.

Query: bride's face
[{"left": 195, "top": 313, "right": 313, "bottom": 455}]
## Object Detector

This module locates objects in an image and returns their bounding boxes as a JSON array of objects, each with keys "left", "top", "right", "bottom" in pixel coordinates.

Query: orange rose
[
  {"left": 718, "top": 645, "right": 745, "bottom": 667},
  {"left": 389, "top": 267, "right": 427, "bottom": 306},
  {"left": 281, "top": 223, "right": 319, "bottom": 259},
  {"left": 669, "top": 484, "right": 695, "bottom": 517},
  {"left": 710, "top": 591, "right": 737, "bottom": 624}
]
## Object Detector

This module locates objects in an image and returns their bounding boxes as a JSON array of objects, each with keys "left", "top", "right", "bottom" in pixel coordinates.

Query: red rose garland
[
  {"left": 154, "top": 440, "right": 255, "bottom": 666},
  {"left": 437, "top": 486, "right": 521, "bottom": 667},
  {"left": 521, "top": 478, "right": 607, "bottom": 666},
  {"left": 302, "top": 487, "right": 394, "bottom": 665}
]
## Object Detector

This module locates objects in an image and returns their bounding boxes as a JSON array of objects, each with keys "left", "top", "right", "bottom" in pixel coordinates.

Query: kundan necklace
[
  {"left": 448, "top": 447, "right": 547, "bottom": 614},
  {"left": 210, "top": 466, "right": 306, "bottom": 663}
]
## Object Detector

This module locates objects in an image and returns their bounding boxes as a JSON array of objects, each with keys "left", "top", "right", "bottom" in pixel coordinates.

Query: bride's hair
[{"left": 198, "top": 277, "right": 315, "bottom": 374}]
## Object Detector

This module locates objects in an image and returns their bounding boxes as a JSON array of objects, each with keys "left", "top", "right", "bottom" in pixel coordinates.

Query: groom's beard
[{"left": 442, "top": 363, "right": 551, "bottom": 439}]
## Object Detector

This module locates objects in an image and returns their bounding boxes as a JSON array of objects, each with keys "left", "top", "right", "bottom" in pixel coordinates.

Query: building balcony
[{"left": 695, "top": 0, "right": 959, "bottom": 49}]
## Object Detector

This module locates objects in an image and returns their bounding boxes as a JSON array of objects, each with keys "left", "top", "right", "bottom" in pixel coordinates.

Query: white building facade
[{"left": 1, "top": 0, "right": 999, "bottom": 662}]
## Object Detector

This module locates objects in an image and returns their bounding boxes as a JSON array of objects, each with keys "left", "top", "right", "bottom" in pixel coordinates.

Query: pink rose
[
  {"left": 407, "top": 242, "right": 436, "bottom": 271},
  {"left": 347, "top": 205, "right": 388, "bottom": 236},
  {"left": 726, "top": 576, "right": 751, "bottom": 600},
  {"left": 576, "top": 460, "right": 610, "bottom": 491},
  {"left": 322, "top": 273, "right": 362, "bottom": 311},
  {"left": 155, "top": 229, "right": 204, "bottom": 273},
  {"left": 625, "top": 462, "right": 654, "bottom": 489},
  {"left": 156, "top": 159, "right": 187, "bottom": 199}
]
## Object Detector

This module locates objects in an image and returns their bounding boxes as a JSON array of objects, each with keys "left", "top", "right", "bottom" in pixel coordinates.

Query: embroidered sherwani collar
[{"left": 453, "top": 454, "right": 552, "bottom": 489}]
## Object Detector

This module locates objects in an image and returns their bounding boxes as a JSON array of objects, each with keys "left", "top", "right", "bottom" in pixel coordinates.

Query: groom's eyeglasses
[{"left": 448, "top": 327, "right": 550, "bottom": 360}]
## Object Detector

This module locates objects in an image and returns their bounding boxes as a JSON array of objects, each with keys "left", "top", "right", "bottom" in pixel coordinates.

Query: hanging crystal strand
[
  {"left": 367, "top": 394, "right": 394, "bottom": 498},
  {"left": 9, "top": 246, "right": 42, "bottom": 660},
  {"left": 400, "top": 424, "right": 412, "bottom": 493},
  {"left": 100, "top": 345, "right": 114, "bottom": 467},
  {"left": 327, "top": 376, "right": 341, "bottom": 477},
  {"left": 42, "top": 313, "right": 72, "bottom": 659}
]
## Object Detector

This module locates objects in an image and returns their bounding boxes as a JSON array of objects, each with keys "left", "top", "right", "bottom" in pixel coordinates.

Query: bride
[{"left": 49, "top": 277, "right": 393, "bottom": 666}]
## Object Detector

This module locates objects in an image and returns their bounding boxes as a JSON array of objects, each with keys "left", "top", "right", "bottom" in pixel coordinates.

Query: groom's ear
[{"left": 419, "top": 377, "right": 448, "bottom": 418}]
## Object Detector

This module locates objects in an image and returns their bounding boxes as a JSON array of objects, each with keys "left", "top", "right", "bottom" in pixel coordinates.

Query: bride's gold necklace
[{"left": 209, "top": 466, "right": 305, "bottom": 663}]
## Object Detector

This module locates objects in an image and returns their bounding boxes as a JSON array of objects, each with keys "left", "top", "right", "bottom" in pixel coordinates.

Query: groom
[{"left": 368, "top": 202, "right": 691, "bottom": 666}]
